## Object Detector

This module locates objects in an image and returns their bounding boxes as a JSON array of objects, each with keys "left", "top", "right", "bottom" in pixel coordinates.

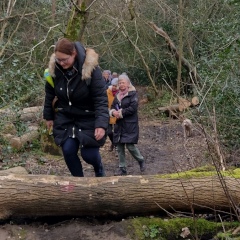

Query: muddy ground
[{"left": 0, "top": 87, "right": 212, "bottom": 240}]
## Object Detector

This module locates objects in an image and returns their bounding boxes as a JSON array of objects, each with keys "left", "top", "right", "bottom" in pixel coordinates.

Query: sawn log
[{"left": 0, "top": 173, "right": 239, "bottom": 220}]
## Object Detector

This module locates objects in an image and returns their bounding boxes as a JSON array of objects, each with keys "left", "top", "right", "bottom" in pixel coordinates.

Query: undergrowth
[{"left": 129, "top": 217, "right": 240, "bottom": 240}]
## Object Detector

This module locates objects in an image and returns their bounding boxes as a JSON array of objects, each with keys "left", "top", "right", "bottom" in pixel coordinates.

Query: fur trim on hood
[
  {"left": 128, "top": 84, "right": 136, "bottom": 92},
  {"left": 48, "top": 48, "right": 99, "bottom": 80}
]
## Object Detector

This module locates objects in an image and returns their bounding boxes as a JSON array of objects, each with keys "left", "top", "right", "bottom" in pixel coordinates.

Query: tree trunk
[
  {"left": 51, "top": 0, "right": 56, "bottom": 21},
  {"left": 0, "top": 173, "right": 239, "bottom": 220},
  {"left": 66, "top": 0, "right": 94, "bottom": 42}
]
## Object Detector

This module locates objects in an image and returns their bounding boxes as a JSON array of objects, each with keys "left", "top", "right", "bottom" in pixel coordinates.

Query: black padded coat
[
  {"left": 111, "top": 89, "right": 139, "bottom": 144},
  {"left": 43, "top": 42, "right": 109, "bottom": 147}
]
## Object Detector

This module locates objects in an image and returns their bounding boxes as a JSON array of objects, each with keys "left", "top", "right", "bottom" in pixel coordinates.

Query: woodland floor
[{"left": 0, "top": 87, "right": 215, "bottom": 240}]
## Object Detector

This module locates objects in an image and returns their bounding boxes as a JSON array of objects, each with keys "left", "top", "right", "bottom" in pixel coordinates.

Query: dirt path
[{"left": 100, "top": 114, "right": 208, "bottom": 177}]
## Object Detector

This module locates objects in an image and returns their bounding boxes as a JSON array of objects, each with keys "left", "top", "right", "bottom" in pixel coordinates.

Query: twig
[
  {"left": 148, "top": 21, "right": 201, "bottom": 86},
  {"left": 0, "top": 12, "right": 38, "bottom": 23},
  {"left": 212, "top": 105, "right": 225, "bottom": 171},
  {"left": 154, "top": 201, "right": 175, "bottom": 218},
  {"left": 198, "top": 67, "right": 223, "bottom": 109},
  {"left": 16, "top": 24, "right": 60, "bottom": 70},
  {"left": 218, "top": 214, "right": 225, "bottom": 233},
  {"left": 119, "top": 22, "right": 158, "bottom": 95},
  {"left": 0, "top": 7, "right": 26, "bottom": 57}
]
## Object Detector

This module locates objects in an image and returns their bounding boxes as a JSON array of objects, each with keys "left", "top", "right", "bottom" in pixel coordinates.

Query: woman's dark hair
[{"left": 55, "top": 38, "right": 75, "bottom": 55}]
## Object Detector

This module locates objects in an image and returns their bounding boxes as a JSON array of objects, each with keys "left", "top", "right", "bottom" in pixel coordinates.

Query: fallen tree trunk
[
  {"left": 9, "top": 127, "right": 39, "bottom": 150},
  {"left": 0, "top": 106, "right": 43, "bottom": 122},
  {"left": 0, "top": 173, "right": 239, "bottom": 220},
  {"left": 158, "top": 104, "right": 180, "bottom": 118},
  {"left": 158, "top": 97, "right": 199, "bottom": 117}
]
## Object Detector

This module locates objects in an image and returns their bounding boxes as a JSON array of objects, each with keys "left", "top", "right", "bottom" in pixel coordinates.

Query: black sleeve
[
  {"left": 43, "top": 82, "right": 55, "bottom": 120},
  {"left": 122, "top": 92, "right": 138, "bottom": 117},
  {"left": 90, "top": 67, "right": 109, "bottom": 130},
  {"left": 111, "top": 96, "right": 119, "bottom": 110}
]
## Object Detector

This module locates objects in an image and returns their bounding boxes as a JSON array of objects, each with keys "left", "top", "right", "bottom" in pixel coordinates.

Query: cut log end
[{"left": 191, "top": 96, "right": 199, "bottom": 106}]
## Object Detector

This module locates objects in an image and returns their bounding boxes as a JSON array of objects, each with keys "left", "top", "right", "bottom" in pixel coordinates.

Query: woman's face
[
  {"left": 118, "top": 79, "right": 129, "bottom": 91},
  {"left": 55, "top": 51, "right": 76, "bottom": 69},
  {"left": 102, "top": 72, "right": 110, "bottom": 80}
]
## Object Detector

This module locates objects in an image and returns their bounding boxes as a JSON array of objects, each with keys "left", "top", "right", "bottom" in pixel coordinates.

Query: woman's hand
[
  {"left": 46, "top": 120, "right": 53, "bottom": 130},
  {"left": 46, "top": 120, "right": 53, "bottom": 135},
  {"left": 113, "top": 110, "right": 121, "bottom": 119},
  {"left": 94, "top": 128, "right": 105, "bottom": 141}
]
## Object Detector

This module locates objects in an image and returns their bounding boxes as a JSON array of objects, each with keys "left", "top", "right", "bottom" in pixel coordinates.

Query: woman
[
  {"left": 102, "top": 70, "right": 112, "bottom": 89},
  {"left": 110, "top": 74, "right": 145, "bottom": 175},
  {"left": 106, "top": 77, "right": 118, "bottom": 151},
  {"left": 43, "top": 38, "right": 109, "bottom": 177}
]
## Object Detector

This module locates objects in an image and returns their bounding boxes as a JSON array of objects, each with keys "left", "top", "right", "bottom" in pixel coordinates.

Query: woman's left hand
[{"left": 94, "top": 128, "right": 105, "bottom": 141}]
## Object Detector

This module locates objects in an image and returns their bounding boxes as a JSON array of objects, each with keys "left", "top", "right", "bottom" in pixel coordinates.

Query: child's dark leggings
[{"left": 61, "top": 137, "right": 102, "bottom": 177}]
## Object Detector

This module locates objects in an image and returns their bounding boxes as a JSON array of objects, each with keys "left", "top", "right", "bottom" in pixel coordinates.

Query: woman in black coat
[
  {"left": 110, "top": 74, "right": 145, "bottom": 176},
  {"left": 43, "top": 38, "right": 109, "bottom": 177}
]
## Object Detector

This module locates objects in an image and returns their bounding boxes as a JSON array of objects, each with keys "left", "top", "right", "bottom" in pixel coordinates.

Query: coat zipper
[
  {"left": 66, "top": 80, "right": 72, "bottom": 106},
  {"left": 55, "top": 64, "right": 78, "bottom": 106},
  {"left": 55, "top": 65, "right": 78, "bottom": 138},
  {"left": 72, "top": 126, "right": 75, "bottom": 138}
]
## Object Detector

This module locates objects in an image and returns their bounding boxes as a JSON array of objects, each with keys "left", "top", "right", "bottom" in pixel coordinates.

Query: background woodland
[
  {"left": 1, "top": 1, "right": 240, "bottom": 238},
  {"left": 0, "top": 0, "right": 240, "bottom": 167}
]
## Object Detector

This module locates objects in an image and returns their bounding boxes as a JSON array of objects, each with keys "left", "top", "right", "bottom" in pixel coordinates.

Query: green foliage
[
  {"left": 143, "top": 223, "right": 163, "bottom": 239},
  {"left": 0, "top": 145, "right": 26, "bottom": 170},
  {"left": 169, "top": 0, "right": 240, "bottom": 150},
  {"left": 140, "top": 88, "right": 175, "bottom": 119},
  {"left": 1, "top": 0, "right": 240, "bottom": 156},
  {"left": 129, "top": 217, "right": 240, "bottom": 240}
]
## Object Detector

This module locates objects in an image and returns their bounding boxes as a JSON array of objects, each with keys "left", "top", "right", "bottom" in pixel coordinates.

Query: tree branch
[
  {"left": 0, "top": 12, "right": 38, "bottom": 23},
  {"left": 148, "top": 21, "right": 202, "bottom": 87},
  {"left": 119, "top": 22, "right": 158, "bottom": 95}
]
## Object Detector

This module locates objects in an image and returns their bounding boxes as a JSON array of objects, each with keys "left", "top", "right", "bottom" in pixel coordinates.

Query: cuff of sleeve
[
  {"left": 109, "top": 109, "right": 115, "bottom": 117},
  {"left": 119, "top": 109, "right": 123, "bottom": 118}
]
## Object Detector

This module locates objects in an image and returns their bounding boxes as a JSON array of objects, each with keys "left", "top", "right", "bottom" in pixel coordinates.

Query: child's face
[{"left": 112, "top": 84, "right": 118, "bottom": 91}]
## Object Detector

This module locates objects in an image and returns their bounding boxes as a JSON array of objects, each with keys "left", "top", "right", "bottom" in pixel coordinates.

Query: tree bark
[
  {"left": 66, "top": 0, "right": 94, "bottom": 41},
  {"left": 0, "top": 173, "right": 239, "bottom": 220}
]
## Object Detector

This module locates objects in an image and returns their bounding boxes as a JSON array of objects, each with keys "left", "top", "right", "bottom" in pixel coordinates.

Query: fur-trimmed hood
[
  {"left": 128, "top": 84, "right": 136, "bottom": 92},
  {"left": 48, "top": 46, "right": 99, "bottom": 80}
]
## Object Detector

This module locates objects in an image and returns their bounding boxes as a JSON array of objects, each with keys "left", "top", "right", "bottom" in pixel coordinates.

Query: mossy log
[{"left": 0, "top": 173, "right": 239, "bottom": 220}]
